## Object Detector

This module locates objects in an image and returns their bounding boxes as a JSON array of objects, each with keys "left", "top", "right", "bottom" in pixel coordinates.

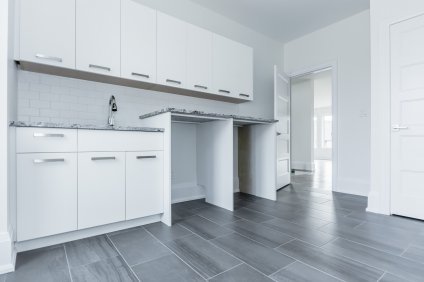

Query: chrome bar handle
[
  {"left": 35, "top": 54, "right": 63, "bottom": 63},
  {"left": 89, "top": 64, "right": 111, "bottom": 72},
  {"left": 33, "top": 133, "right": 65, "bottom": 138},
  {"left": 166, "top": 79, "right": 182, "bottom": 85},
  {"left": 239, "top": 93, "right": 250, "bottom": 98},
  {"left": 136, "top": 155, "right": 157, "bottom": 159},
  {"left": 33, "top": 158, "right": 65, "bottom": 164},
  {"left": 219, "top": 89, "right": 231, "bottom": 94},
  {"left": 132, "top": 72, "right": 150, "bottom": 79},
  {"left": 91, "top": 157, "right": 116, "bottom": 161},
  {"left": 392, "top": 125, "right": 409, "bottom": 131},
  {"left": 194, "top": 85, "right": 208, "bottom": 90}
]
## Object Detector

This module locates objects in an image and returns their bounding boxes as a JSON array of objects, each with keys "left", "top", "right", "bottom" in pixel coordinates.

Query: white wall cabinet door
[
  {"left": 187, "top": 24, "right": 212, "bottom": 93},
  {"left": 234, "top": 44, "right": 254, "bottom": 100},
  {"left": 78, "top": 152, "right": 125, "bottom": 229},
  {"left": 76, "top": 0, "right": 121, "bottom": 76},
  {"left": 126, "top": 151, "right": 164, "bottom": 220},
  {"left": 121, "top": 0, "right": 157, "bottom": 83},
  {"left": 212, "top": 34, "right": 238, "bottom": 97},
  {"left": 157, "top": 12, "right": 187, "bottom": 88},
  {"left": 17, "top": 153, "right": 77, "bottom": 241},
  {"left": 19, "top": 0, "right": 75, "bottom": 69}
]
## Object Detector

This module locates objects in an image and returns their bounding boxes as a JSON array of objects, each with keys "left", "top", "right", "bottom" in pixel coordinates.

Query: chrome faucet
[{"left": 108, "top": 95, "right": 118, "bottom": 126}]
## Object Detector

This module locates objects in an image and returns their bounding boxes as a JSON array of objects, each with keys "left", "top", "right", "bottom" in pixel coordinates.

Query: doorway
[{"left": 290, "top": 68, "right": 335, "bottom": 191}]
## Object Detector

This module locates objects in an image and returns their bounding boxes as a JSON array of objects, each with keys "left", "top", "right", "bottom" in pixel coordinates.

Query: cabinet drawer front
[
  {"left": 78, "top": 152, "right": 125, "bottom": 229},
  {"left": 17, "top": 128, "right": 77, "bottom": 153},
  {"left": 126, "top": 151, "right": 164, "bottom": 220},
  {"left": 17, "top": 153, "right": 77, "bottom": 241},
  {"left": 78, "top": 130, "right": 164, "bottom": 152}
]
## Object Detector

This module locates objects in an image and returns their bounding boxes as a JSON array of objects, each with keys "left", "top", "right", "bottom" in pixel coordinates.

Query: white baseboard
[
  {"left": 336, "top": 177, "right": 370, "bottom": 197},
  {"left": 291, "top": 161, "right": 315, "bottom": 171},
  {"left": 0, "top": 230, "right": 15, "bottom": 275},
  {"left": 172, "top": 182, "right": 205, "bottom": 204}
]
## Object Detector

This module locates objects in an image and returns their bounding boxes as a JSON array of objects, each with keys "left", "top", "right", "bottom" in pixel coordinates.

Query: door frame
[{"left": 287, "top": 61, "right": 339, "bottom": 192}]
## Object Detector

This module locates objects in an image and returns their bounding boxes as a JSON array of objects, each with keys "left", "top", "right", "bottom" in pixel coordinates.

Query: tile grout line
[
  {"left": 141, "top": 226, "right": 208, "bottom": 281},
  {"left": 205, "top": 262, "right": 244, "bottom": 281},
  {"left": 105, "top": 234, "right": 141, "bottom": 282},
  {"left": 63, "top": 245, "right": 74, "bottom": 282}
]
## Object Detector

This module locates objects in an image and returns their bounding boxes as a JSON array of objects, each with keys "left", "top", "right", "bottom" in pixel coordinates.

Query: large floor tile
[
  {"left": 402, "top": 245, "right": 424, "bottom": 263},
  {"left": 165, "top": 234, "right": 240, "bottom": 279},
  {"left": 319, "top": 222, "right": 409, "bottom": 255},
  {"left": 108, "top": 227, "right": 171, "bottom": 266},
  {"left": 211, "top": 233, "right": 294, "bottom": 275},
  {"left": 284, "top": 212, "right": 331, "bottom": 229},
  {"left": 144, "top": 222, "right": 192, "bottom": 243},
  {"left": 196, "top": 206, "right": 240, "bottom": 225},
  {"left": 271, "top": 261, "right": 341, "bottom": 282},
  {"left": 5, "top": 245, "right": 71, "bottom": 282},
  {"left": 322, "top": 238, "right": 424, "bottom": 281},
  {"left": 233, "top": 207, "right": 274, "bottom": 223},
  {"left": 209, "top": 264, "right": 273, "bottom": 282},
  {"left": 276, "top": 240, "right": 383, "bottom": 282},
  {"left": 178, "top": 215, "right": 232, "bottom": 240},
  {"left": 173, "top": 199, "right": 212, "bottom": 211},
  {"left": 132, "top": 254, "right": 205, "bottom": 282},
  {"left": 296, "top": 208, "right": 362, "bottom": 227},
  {"left": 224, "top": 219, "right": 293, "bottom": 248},
  {"left": 262, "top": 218, "right": 335, "bottom": 247},
  {"left": 0, "top": 275, "right": 5, "bottom": 282},
  {"left": 172, "top": 206, "right": 195, "bottom": 224},
  {"left": 379, "top": 273, "right": 410, "bottom": 282},
  {"left": 64, "top": 235, "right": 118, "bottom": 268},
  {"left": 70, "top": 256, "right": 137, "bottom": 282}
]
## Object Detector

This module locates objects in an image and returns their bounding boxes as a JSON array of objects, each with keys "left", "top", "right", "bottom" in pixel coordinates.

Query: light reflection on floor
[{"left": 292, "top": 160, "right": 332, "bottom": 191}]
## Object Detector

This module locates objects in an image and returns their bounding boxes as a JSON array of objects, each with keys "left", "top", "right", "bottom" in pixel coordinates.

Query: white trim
[
  {"left": 288, "top": 61, "right": 339, "bottom": 192},
  {"left": 291, "top": 161, "right": 315, "bottom": 171}
]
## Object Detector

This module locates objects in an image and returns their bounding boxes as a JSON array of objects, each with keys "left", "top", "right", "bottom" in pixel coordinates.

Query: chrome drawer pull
[
  {"left": 132, "top": 72, "right": 150, "bottom": 79},
  {"left": 34, "top": 158, "right": 65, "bottom": 164},
  {"left": 219, "top": 89, "right": 231, "bottom": 94},
  {"left": 136, "top": 155, "right": 157, "bottom": 159},
  {"left": 91, "top": 157, "right": 116, "bottom": 161},
  {"left": 194, "top": 85, "right": 208, "bottom": 90},
  {"left": 35, "top": 54, "right": 63, "bottom": 63},
  {"left": 166, "top": 79, "right": 182, "bottom": 85},
  {"left": 89, "top": 64, "right": 111, "bottom": 72},
  {"left": 239, "top": 93, "right": 250, "bottom": 98},
  {"left": 33, "top": 133, "right": 65, "bottom": 138}
]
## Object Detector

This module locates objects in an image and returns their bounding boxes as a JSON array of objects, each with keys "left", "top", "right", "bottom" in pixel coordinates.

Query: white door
[
  {"left": 187, "top": 24, "right": 212, "bottom": 93},
  {"left": 76, "top": 0, "right": 121, "bottom": 76},
  {"left": 20, "top": 0, "right": 75, "bottom": 69},
  {"left": 126, "top": 151, "right": 164, "bottom": 220},
  {"left": 274, "top": 65, "right": 291, "bottom": 189},
  {"left": 390, "top": 15, "right": 424, "bottom": 220},
  {"left": 157, "top": 12, "right": 187, "bottom": 88},
  {"left": 121, "top": 0, "right": 157, "bottom": 83},
  {"left": 78, "top": 152, "right": 125, "bottom": 229}
]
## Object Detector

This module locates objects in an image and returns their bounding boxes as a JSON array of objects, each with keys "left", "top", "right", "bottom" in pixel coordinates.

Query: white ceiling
[{"left": 189, "top": 0, "right": 369, "bottom": 42}]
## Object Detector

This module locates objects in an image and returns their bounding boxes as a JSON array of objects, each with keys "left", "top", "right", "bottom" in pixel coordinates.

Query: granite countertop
[
  {"left": 139, "top": 108, "right": 278, "bottom": 124},
  {"left": 9, "top": 121, "right": 165, "bottom": 132}
]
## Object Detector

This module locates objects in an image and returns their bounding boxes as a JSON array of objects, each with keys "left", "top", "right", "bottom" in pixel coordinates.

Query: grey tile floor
[{"left": 2, "top": 167, "right": 424, "bottom": 281}]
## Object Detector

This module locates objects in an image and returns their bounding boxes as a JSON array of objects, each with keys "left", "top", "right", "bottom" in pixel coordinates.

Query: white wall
[
  {"left": 368, "top": 0, "right": 424, "bottom": 214},
  {"left": 291, "top": 79, "right": 314, "bottom": 171},
  {"left": 0, "top": 0, "right": 17, "bottom": 274},
  {"left": 314, "top": 73, "right": 332, "bottom": 160},
  {"left": 284, "top": 10, "right": 371, "bottom": 196}
]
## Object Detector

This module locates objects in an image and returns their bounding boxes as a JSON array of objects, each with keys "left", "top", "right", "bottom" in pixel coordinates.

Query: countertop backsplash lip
[
  {"left": 139, "top": 107, "right": 278, "bottom": 123},
  {"left": 9, "top": 121, "right": 165, "bottom": 132}
]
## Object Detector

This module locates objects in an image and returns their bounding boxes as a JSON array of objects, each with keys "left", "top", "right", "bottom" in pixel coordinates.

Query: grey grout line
[
  {"left": 267, "top": 260, "right": 296, "bottom": 277},
  {"left": 273, "top": 238, "right": 297, "bottom": 250},
  {"left": 376, "top": 272, "right": 386, "bottom": 282},
  {"left": 63, "top": 245, "right": 74, "bottom": 282},
  {"left": 105, "top": 234, "right": 141, "bottom": 282},
  {"left": 142, "top": 227, "right": 207, "bottom": 281},
  {"left": 205, "top": 262, "right": 243, "bottom": 281}
]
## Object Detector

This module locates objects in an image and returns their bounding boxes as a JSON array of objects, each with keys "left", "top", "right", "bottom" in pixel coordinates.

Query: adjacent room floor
[{"left": 2, "top": 180, "right": 424, "bottom": 282}]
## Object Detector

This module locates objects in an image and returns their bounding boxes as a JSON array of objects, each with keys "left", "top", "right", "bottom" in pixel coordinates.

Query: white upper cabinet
[
  {"left": 76, "top": 0, "right": 121, "bottom": 76},
  {"left": 187, "top": 24, "right": 212, "bottom": 93},
  {"left": 19, "top": 0, "right": 75, "bottom": 69},
  {"left": 121, "top": 0, "right": 157, "bottom": 83},
  {"left": 234, "top": 43, "right": 254, "bottom": 100},
  {"left": 157, "top": 12, "right": 187, "bottom": 88}
]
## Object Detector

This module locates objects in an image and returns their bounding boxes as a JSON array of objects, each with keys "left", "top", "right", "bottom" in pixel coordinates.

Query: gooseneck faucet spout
[{"left": 108, "top": 95, "right": 118, "bottom": 126}]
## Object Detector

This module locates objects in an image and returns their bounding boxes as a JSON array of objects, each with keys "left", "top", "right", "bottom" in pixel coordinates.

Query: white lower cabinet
[
  {"left": 17, "top": 153, "right": 77, "bottom": 241},
  {"left": 126, "top": 151, "right": 164, "bottom": 220},
  {"left": 78, "top": 152, "right": 126, "bottom": 229}
]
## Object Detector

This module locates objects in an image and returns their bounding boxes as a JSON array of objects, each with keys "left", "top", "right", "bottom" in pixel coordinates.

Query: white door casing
[
  {"left": 274, "top": 65, "right": 291, "bottom": 189},
  {"left": 390, "top": 14, "right": 424, "bottom": 220}
]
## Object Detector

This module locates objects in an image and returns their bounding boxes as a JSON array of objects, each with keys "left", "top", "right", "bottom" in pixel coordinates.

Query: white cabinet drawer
[
  {"left": 17, "top": 153, "right": 77, "bottom": 241},
  {"left": 78, "top": 130, "right": 164, "bottom": 152},
  {"left": 126, "top": 151, "right": 164, "bottom": 220},
  {"left": 78, "top": 152, "right": 125, "bottom": 229},
  {"left": 17, "top": 128, "right": 77, "bottom": 153}
]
